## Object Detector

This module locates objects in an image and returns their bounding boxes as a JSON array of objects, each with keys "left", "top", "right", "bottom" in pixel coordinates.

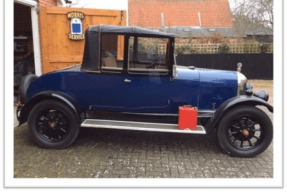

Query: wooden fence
[
  {"left": 176, "top": 53, "right": 273, "bottom": 80},
  {"left": 39, "top": 7, "right": 126, "bottom": 74}
]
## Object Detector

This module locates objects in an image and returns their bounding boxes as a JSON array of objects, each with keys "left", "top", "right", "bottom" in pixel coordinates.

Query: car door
[
  {"left": 122, "top": 35, "right": 200, "bottom": 114},
  {"left": 122, "top": 69, "right": 200, "bottom": 114},
  {"left": 81, "top": 72, "right": 126, "bottom": 111},
  {"left": 122, "top": 73, "right": 171, "bottom": 113}
]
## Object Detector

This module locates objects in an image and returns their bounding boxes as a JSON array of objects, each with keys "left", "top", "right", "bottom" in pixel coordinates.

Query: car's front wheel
[
  {"left": 28, "top": 100, "right": 80, "bottom": 149},
  {"left": 217, "top": 106, "right": 273, "bottom": 157}
]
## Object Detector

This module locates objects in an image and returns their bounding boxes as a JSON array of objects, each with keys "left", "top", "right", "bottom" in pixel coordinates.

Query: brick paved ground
[
  {"left": 13, "top": 81, "right": 274, "bottom": 178},
  {"left": 14, "top": 123, "right": 273, "bottom": 178}
]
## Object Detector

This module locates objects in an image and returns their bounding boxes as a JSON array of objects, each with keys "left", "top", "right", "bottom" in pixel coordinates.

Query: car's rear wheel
[
  {"left": 217, "top": 106, "right": 273, "bottom": 157},
  {"left": 28, "top": 100, "right": 80, "bottom": 149}
]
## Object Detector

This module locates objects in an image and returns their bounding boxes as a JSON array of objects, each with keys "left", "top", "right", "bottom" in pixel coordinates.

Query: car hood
[
  {"left": 174, "top": 65, "right": 238, "bottom": 109},
  {"left": 175, "top": 65, "right": 238, "bottom": 82}
]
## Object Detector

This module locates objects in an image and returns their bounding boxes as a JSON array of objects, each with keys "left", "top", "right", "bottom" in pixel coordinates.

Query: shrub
[
  {"left": 175, "top": 45, "right": 197, "bottom": 54},
  {"left": 218, "top": 43, "right": 230, "bottom": 53},
  {"left": 259, "top": 43, "right": 269, "bottom": 53}
]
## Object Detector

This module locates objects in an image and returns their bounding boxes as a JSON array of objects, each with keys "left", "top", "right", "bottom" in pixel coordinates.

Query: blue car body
[{"left": 26, "top": 65, "right": 238, "bottom": 114}]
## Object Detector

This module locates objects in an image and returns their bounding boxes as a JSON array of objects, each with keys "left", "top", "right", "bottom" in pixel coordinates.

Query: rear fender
[
  {"left": 18, "top": 91, "right": 81, "bottom": 126},
  {"left": 205, "top": 96, "right": 273, "bottom": 133}
]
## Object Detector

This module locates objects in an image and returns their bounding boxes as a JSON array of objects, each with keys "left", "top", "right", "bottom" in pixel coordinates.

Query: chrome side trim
[
  {"left": 121, "top": 110, "right": 215, "bottom": 117},
  {"left": 81, "top": 119, "right": 206, "bottom": 134},
  {"left": 121, "top": 112, "right": 178, "bottom": 116}
]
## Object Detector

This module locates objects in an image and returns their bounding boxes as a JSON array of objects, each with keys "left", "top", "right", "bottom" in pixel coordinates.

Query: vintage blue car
[{"left": 17, "top": 25, "right": 273, "bottom": 157}]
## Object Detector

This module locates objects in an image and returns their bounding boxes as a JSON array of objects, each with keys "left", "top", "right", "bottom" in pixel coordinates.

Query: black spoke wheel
[
  {"left": 28, "top": 100, "right": 80, "bottom": 149},
  {"left": 217, "top": 106, "right": 273, "bottom": 157}
]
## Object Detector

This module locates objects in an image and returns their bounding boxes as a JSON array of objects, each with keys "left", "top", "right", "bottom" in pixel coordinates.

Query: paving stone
[
  {"left": 14, "top": 107, "right": 274, "bottom": 179},
  {"left": 146, "top": 171, "right": 162, "bottom": 178}
]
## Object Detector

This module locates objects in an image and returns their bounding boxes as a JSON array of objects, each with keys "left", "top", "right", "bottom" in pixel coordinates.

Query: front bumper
[{"left": 244, "top": 82, "right": 269, "bottom": 102}]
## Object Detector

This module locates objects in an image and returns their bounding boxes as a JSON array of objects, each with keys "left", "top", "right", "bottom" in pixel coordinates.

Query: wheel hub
[
  {"left": 242, "top": 129, "right": 250, "bottom": 137},
  {"left": 49, "top": 122, "right": 57, "bottom": 129}
]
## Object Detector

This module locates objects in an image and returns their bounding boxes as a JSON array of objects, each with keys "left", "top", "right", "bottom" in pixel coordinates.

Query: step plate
[{"left": 81, "top": 119, "right": 206, "bottom": 134}]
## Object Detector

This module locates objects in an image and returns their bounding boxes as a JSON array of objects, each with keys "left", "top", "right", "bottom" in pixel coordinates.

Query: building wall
[{"left": 129, "top": 0, "right": 233, "bottom": 28}]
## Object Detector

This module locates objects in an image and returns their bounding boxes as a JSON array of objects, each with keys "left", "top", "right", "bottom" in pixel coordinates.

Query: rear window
[{"left": 101, "top": 34, "right": 124, "bottom": 72}]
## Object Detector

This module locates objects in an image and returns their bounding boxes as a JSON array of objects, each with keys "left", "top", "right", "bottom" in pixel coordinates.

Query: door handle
[{"left": 124, "top": 79, "right": 131, "bottom": 83}]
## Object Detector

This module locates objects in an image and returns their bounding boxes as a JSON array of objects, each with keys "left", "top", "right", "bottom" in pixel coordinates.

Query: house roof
[
  {"left": 162, "top": 26, "right": 241, "bottom": 38},
  {"left": 233, "top": 20, "right": 273, "bottom": 36},
  {"left": 129, "top": 0, "right": 233, "bottom": 28},
  {"left": 159, "top": 24, "right": 273, "bottom": 39}
]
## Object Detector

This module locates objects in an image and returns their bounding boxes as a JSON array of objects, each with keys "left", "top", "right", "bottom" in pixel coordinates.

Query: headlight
[
  {"left": 245, "top": 82, "right": 253, "bottom": 96},
  {"left": 253, "top": 91, "right": 269, "bottom": 101},
  {"left": 237, "top": 72, "right": 247, "bottom": 95}
]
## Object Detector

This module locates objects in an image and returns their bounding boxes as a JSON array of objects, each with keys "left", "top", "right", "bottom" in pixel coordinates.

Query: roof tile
[{"left": 129, "top": 0, "right": 233, "bottom": 28}]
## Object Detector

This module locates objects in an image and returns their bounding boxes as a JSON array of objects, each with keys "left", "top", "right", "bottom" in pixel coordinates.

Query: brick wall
[
  {"left": 129, "top": 0, "right": 233, "bottom": 28},
  {"left": 38, "top": 0, "right": 57, "bottom": 7}
]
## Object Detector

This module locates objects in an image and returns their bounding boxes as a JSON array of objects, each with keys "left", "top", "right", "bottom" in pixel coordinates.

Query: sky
[{"left": 228, "top": 0, "right": 237, "bottom": 9}]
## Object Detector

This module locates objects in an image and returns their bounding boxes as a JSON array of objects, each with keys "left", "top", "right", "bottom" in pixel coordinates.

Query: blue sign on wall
[{"left": 71, "top": 18, "right": 82, "bottom": 34}]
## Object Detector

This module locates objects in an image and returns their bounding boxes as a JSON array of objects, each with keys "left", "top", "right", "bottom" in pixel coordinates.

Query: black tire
[
  {"left": 217, "top": 106, "right": 273, "bottom": 157},
  {"left": 19, "top": 74, "right": 38, "bottom": 103},
  {"left": 28, "top": 100, "right": 80, "bottom": 149}
]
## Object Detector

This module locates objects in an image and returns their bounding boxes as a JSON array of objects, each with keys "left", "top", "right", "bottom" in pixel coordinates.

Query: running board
[{"left": 81, "top": 119, "right": 206, "bottom": 134}]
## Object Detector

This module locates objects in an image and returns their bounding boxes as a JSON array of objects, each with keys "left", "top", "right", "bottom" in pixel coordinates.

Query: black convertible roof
[
  {"left": 87, "top": 25, "right": 176, "bottom": 37},
  {"left": 81, "top": 25, "right": 175, "bottom": 71}
]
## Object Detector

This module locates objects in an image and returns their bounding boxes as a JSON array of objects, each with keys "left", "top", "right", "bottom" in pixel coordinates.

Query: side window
[
  {"left": 101, "top": 34, "right": 124, "bottom": 72},
  {"left": 128, "top": 36, "right": 169, "bottom": 75}
]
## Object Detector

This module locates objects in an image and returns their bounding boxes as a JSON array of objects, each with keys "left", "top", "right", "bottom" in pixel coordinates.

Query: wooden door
[{"left": 39, "top": 7, "right": 126, "bottom": 73}]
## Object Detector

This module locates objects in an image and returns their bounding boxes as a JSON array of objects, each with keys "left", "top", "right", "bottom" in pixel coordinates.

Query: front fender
[
  {"left": 18, "top": 91, "right": 81, "bottom": 126},
  {"left": 205, "top": 95, "right": 273, "bottom": 133}
]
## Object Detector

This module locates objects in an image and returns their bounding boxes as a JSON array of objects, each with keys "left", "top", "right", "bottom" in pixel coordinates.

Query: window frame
[
  {"left": 98, "top": 33, "right": 174, "bottom": 77},
  {"left": 126, "top": 35, "right": 171, "bottom": 76},
  {"left": 100, "top": 33, "right": 125, "bottom": 74}
]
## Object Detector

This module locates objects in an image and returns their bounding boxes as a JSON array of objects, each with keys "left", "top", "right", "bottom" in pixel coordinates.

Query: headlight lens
[{"left": 237, "top": 72, "right": 247, "bottom": 95}]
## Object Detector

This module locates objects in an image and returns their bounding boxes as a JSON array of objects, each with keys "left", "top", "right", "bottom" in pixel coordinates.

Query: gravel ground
[{"left": 14, "top": 80, "right": 274, "bottom": 178}]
